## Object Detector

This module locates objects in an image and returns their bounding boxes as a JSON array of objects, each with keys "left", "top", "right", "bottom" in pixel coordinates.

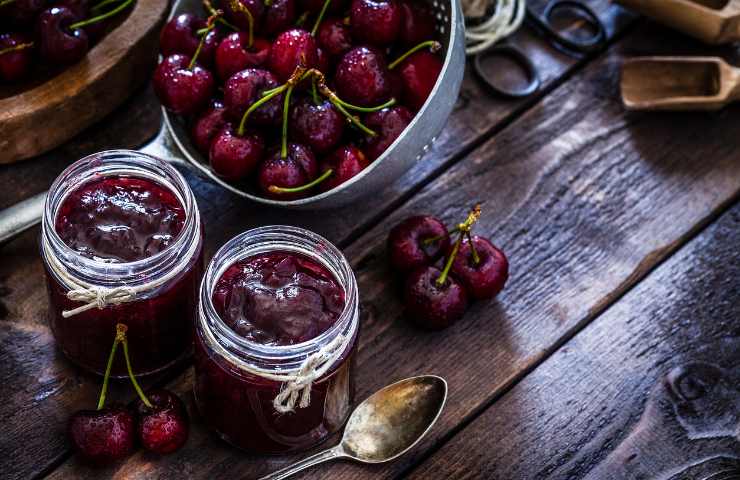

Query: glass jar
[
  {"left": 41, "top": 150, "right": 203, "bottom": 377},
  {"left": 194, "top": 226, "right": 359, "bottom": 454}
]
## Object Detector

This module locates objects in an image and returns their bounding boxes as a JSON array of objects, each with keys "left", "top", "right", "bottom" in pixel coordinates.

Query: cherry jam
[
  {"left": 42, "top": 151, "right": 203, "bottom": 377},
  {"left": 194, "top": 227, "right": 359, "bottom": 454}
]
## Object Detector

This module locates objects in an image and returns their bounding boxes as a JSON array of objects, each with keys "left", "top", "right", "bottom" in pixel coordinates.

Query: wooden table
[{"left": 2, "top": 2, "right": 739, "bottom": 478}]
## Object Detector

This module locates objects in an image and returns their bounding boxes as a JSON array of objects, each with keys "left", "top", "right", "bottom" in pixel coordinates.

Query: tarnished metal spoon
[{"left": 259, "top": 375, "right": 447, "bottom": 480}]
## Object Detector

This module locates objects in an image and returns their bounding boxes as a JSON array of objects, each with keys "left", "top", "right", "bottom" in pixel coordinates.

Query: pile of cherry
[
  {"left": 68, "top": 324, "right": 189, "bottom": 465},
  {"left": 0, "top": 0, "right": 134, "bottom": 83},
  {"left": 153, "top": 0, "right": 443, "bottom": 199},
  {"left": 388, "top": 205, "right": 509, "bottom": 330}
]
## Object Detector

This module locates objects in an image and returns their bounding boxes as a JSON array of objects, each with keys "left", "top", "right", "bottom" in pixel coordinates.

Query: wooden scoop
[
  {"left": 621, "top": 56, "right": 740, "bottom": 111},
  {"left": 615, "top": 0, "right": 740, "bottom": 44}
]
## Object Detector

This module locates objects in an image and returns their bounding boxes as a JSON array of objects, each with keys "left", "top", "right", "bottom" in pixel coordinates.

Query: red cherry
[
  {"left": 395, "top": 50, "right": 442, "bottom": 110},
  {"left": 399, "top": 1, "right": 436, "bottom": 46},
  {"left": 316, "top": 46, "right": 331, "bottom": 74},
  {"left": 258, "top": 143, "right": 318, "bottom": 200},
  {"left": 135, "top": 389, "right": 189, "bottom": 455},
  {"left": 387, "top": 215, "right": 450, "bottom": 273},
  {"left": 36, "top": 6, "right": 89, "bottom": 66},
  {"left": 290, "top": 96, "right": 345, "bottom": 154},
  {"left": 153, "top": 54, "right": 215, "bottom": 116},
  {"left": 317, "top": 17, "right": 352, "bottom": 58},
  {"left": 1, "top": 0, "right": 46, "bottom": 27},
  {"left": 267, "top": 28, "right": 318, "bottom": 82},
  {"left": 350, "top": 0, "right": 402, "bottom": 46},
  {"left": 223, "top": 68, "right": 283, "bottom": 126},
  {"left": 191, "top": 101, "right": 228, "bottom": 154},
  {"left": 222, "top": 0, "right": 265, "bottom": 31},
  {"left": 209, "top": 125, "right": 265, "bottom": 181},
  {"left": 68, "top": 406, "right": 136, "bottom": 465},
  {"left": 0, "top": 33, "right": 34, "bottom": 82},
  {"left": 318, "top": 145, "right": 369, "bottom": 192},
  {"left": 404, "top": 266, "right": 468, "bottom": 330},
  {"left": 215, "top": 33, "right": 271, "bottom": 81},
  {"left": 334, "top": 46, "right": 392, "bottom": 107},
  {"left": 450, "top": 236, "right": 509, "bottom": 300},
  {"left": 264, "top": 0, "right": 297, "bottom": 35},
  {"left": 363, "top": 105, "right": 412, "bottom": 159},
  {"left": 160, "top": 14, "right": 220, "bottom": 66}
]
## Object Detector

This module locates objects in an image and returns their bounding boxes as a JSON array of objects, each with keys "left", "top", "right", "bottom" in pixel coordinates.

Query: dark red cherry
[
  {"left": 319, "top": 145, "right": 369, "bottom": 192},
  {"left": 388, "top": 215, "right": 450, "bottom": 273},
  {"left": 52, "top": 0, "right": 90, "bottom": 18},
  {"left": 396, "top": 50, "right": 442, "bottom": 110},
  {"left": 222, "top": 0, "right": 265, "bottom": 31},
  {"left": 290, "top": 96, "right": 344, "bottom": 154},
  {"left": 258, "top": 143, "right": 318, "bottom": 200},
  {"left": 36, "top": 6, "right": 90, "bottom": 66},
  {"left": 350, "top": 0, "right": 402, "bottom": 46},
  {"left": 316, "top": 46, "right": 330, "bottom": 74},
  {"left": 404, "top": 266, "right": 468, "bottom": 330},
  {"left": 264, "top": 0, "right": 296, "bottom": 35},
  {"left": 153, "top": 54, "right": 215, "bottom": 116},
  {"left": 317, "top": 17, "right": 352, "bottom": 58},
  {"left": 68, "top": 405, "right": 136, "bottom": 465},
  {"left": 209, "top": 125, "right": 265, "bottom": 181},
  {"left": 135, "top": 389, "right": 189, "bottom": 455},
  {"left": 399, "top": 1, "right": 436, "bottom": 46},
  {"left": 160, "top": 13, "right": 219, "bottom": 67},
  {"left": 215, "top": 33, "right": 270, "bottom": 81},
  {"left": 299, "top": 0, "right": 346, "bottom": 14},
  {"left": 451, "top": 236, "right": 509, "bottom": 300},
  {"left": 191, "top": 101, "right": 228, "bottom": 154},
  {"left": 0, "top": 33, "right": 34, "bottom": 83},
  {"left": 223, "top": 68, "right": 282, "bottom": 126},
  {"left": 335, "top": 46, "right": 392, "bottom": 107},
  {"left": 2, "top": 0, "right": 46, "bottom": 27},
  {"left": 267, "top": 28, "right": 318, "bottom": 82},
  {"left": 363, "top": 105, "right": 412, "bottom": 159}
]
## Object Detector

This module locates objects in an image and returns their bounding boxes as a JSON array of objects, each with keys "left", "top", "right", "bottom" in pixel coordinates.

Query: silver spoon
[{"left": 259, "top": 375, "right": 447, "bottom": 480}]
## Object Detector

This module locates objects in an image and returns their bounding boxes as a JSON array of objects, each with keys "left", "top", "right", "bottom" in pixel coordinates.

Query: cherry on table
[
  {"left": 36, "top": 6, "right": 89, "bottom": 66},
  {"left": 317, "top": 17, "right": 353, "bottom": 58},
  {"left": 258, "top": 143, "right": 318, "bottom": 200},
  {"left": 223, "top": 68, "right": 283, "bottom": 126},
  {"left": 404, "top": 265, "right": 468, "bottom": 330},
  {"left": 350, "top": 0, "right": 402, "bottom": 46},
  {"left": 215, "top": 33, "right": 271, "bottom": 81},
  {"left": 451, "top": 235, "right": 509, "bottom": 300},
  {"left": 318, "top": 145, "right": 369, "bottom": 192},
  {"left": 135, "top": 389, "right": 189, "bottom": 455},
  {"left": 209, "top": 124, "right": 265, "bottom": 181},
  {"left": 0, "top": 33, "right": 34, "bottom": 83},
  {"left": 264, "top": 0, "right": 297, "bottom": 36},
  {"left": 160, "top": 13, "right": 220, "bottom": 67},
  {"left": 191, "top": 100, "right": 228, "bottom": 154},
  {"left": 152, "top": 53, "right": 215, "bottom": 116},
  {"left": 399, "top": 1, "right": 436, "bottom": 47},
  {"left": 388, "top": 215, "right": 450, "bottom": 273},
  {"left": 68, "top": 405, "right": 136, "bottom": 465},
  {"left": 290, "top": 96, "right": 345, "bottom": 154},
  {"left": 335, "top": 46, "right": 392, "bottom": 107},
  {"left": 363, "top": 105, "right": 413, "bottom": 160},
  {"left": 267, "top": 28, "right": 318, "bottom": 82}
]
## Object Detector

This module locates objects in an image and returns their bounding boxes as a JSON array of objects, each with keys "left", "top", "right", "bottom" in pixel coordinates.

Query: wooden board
[
  {"left": 408, "top": 202, "right": 740, "bottom": 480},
  {"left": 0, "top": 0, "right": 168, "bottom": 164},
  {"left": 42, "top": 21, "right": 740, "bottom": 480}
]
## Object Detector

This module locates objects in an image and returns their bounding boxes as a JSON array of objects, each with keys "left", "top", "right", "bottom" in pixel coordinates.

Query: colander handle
[{"left": 0, "top": 192, "right": 46, "bottom": 244}]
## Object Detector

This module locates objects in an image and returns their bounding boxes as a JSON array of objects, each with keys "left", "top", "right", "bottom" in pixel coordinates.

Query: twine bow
[{"left": 63, "top": 286, "right": 137, "bottom": 318}]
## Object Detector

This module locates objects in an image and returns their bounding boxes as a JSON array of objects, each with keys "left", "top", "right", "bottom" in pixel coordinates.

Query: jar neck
[
  {"left": 41, "top": 150, "right": 201, "bottom": 289},
  {"left": 198, "top": 226, "right": 359, "bottom": 373}
]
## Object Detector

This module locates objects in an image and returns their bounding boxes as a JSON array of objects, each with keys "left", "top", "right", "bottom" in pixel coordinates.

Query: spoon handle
[{"left": 258, "top": 446, "right": 345, "bottom": 480}]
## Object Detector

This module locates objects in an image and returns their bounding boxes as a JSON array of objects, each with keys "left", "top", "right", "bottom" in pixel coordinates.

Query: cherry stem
[
  {"left": 265, "top": 0, "right": 273, "bottom": 5},
  {"left": 238, "top": 85, "right": 285, "bottom": 135},
  {"left": 96, "top": 325, "right": 122, "bottom": 411},
  {"left": 388, "top": 40, "right": 441, "bottom": 70},
  {"left": 435, "top": 204, "right": 481, "bottom": 287},
  {"left": 311, "top": 0, "right": 332, "bottom": 36},
  {"left": 68, "top": 0, "right": 133, "bottom": 30},
  {"left": 281, "top": 84, "right": 295, "bottom": 159},
  {"left": 0, "top": 0, "right": 16, "bottom": 7},
  {"left": 0, "top": 41, "right": 34, "bottom": 57},
  {"left": 331, "top": 98, "right": 376, "bottom": 136},
  {"left": 333, "top": 96, "right": 395, "bottom": 113},
  {"left": 203, "top": 0, "right": 239, "bottom": 31},
  {"left": 311, "top": 77, "right": 320, "bottom": 104},
  {"left": 466, "top": 231, "right": 481, "bottom": 265},
  {"left": 269, "top": 168, "right": 334, "bottom": 194},
  {"left": 306, "top": 68, "right": 378, "bottom": 135},
  {"left": 189, "top": 13, "right": 219, "bottom": 70},
  {"left": 228, "top": 0, "right": 254, "bottom": 48},
  {"left": 91, "top": 0, "right": 118, "bottom": 14},
  {"left": 422, "top": 227, "right": 459, "bottom": 246},
  {"left": 296, "top": 11, "right": 310, "bottom": 27},
  {"left": 117, "top": 323, "right": 153, "bottom": 409}
]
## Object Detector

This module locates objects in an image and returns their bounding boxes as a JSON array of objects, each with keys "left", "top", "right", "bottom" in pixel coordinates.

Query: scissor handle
[
  {"left": 528, "top": 0, "right": 607, "bottom": 54},
  {"left": 473, "top": 45, "right": 541, "bottom": 98}
]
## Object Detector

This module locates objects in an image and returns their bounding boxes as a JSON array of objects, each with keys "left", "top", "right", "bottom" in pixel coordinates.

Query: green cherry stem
[
  {"left": 0, "top": 41, "right": 34, "bottom": 57},
  {"left": 466, "top": 231, "right": 481, "bottom": 265},
  {"left": 0, "top": 0, "right": 16, "bottom": 7},
  {"left": 311, "top": 0, "right": 332, "bottom": 36},
  {"left": 331, "top": 99, "right": 377, "bottom": 136},
  {"left": 118, "top": 323, "right": 153, "bottom": 410},
  {"left": 96, "top": 325, "right": 123, "bottom": 411},
  {"left": 281, "top": 84, "right": 295, "bottom": 159},
  {"left": 268, "top": 168, "right": 334, "bottom": 194},
  {"left": 91, "top": 0, "right": 119, "bottom": 14},
  {"left": 311, "top": 77, "right": 320, "bottom": 104},
  {"left": 265, "top": 0, "right": 273, "bottom": 5},
  {"left": 332, "top": 96, "right": 395, "bottom": 113},
  {"left": 436, "top": 232, "right": 462, "bottom": 288},
  {"left": 388, "top": 40, "right": 441, "bottom": 70},
  {"left": 68, "top": 0, "right": 133, "bottom": 30},
  {"left": 296, "top": 11, "right": 310, "bottom": 27},
  {"left": 307, "top": 68, "right": 379, "bottom": 135},
  {"left": 189, "top": 13, "right": 219, "bottom": 70},
  {"left": 203, "top": 0, "right": 240, "bottom": 31},
  {"left": 422, "top": 227, "right": 459, "bottom": 246},
  {"left": 238, "top": 85, "right": 286, "bottom": 135},
  {"left": 228, "top": 0, "right": 254, "bottom": 47}
]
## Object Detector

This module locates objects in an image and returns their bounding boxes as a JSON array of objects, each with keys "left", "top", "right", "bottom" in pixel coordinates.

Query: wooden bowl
[{"left": 0, "top": 1, "right": 169, "bottom": 164}]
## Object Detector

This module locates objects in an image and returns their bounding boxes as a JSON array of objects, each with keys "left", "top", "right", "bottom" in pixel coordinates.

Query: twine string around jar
[{"left": 41, "top": 228, "right": 201, "bottom": 318}]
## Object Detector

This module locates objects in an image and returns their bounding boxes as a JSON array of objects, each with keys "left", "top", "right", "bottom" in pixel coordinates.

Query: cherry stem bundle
[
  {"left": 436, "top": 204, "right": 481, "bottom": 287},
  {"left": 228, "top": 0, "right": 254, "bottom": 47},
  {"left": 68, "top": 0, "right": 134, "bottom": 30},
  {"left": 269, "top": 168, "right": 334, "bottom": 194},
  {"left": 311, "top": 0, "right": 332, "bottom": 36},
  {"left": 388, "top": 40, "right": 441, "bottom": 70},
  {"left": 0, "top": 41, "right": 34, "bottom": 57},
  {"left": 189, "top": 13, "right": 219, "bottom": 70},
  {"left": 203, "top": 0, "right": 239, "bottom": 31},
  {"left": 117, "top": 323, "right": 153, "bottom": 410}
]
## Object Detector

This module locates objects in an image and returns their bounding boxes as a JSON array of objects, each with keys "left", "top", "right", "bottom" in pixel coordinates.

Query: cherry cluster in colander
[{"left": 153, "top": 0, "right": 443, "bottom": 199}]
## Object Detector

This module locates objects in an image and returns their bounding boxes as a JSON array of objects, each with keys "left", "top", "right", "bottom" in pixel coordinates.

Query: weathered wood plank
[
  {"left": 408, "top": 202, "right": 740, "bottom": 480},
  {"left": 46, "top": 22, "right": 740, "bottom": 479}
]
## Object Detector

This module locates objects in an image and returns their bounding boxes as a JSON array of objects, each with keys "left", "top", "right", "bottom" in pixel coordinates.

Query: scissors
[{"left": 473, "top": 0, "right": 607, "bottom": 98}]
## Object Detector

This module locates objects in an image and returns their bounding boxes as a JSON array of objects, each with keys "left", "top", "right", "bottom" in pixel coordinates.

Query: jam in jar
[
  {"left": 41, "top": 150, "right": 203, "bottom": 377},
  {"left": 194, "top": 226, "right": 359, "bottom": 454}
]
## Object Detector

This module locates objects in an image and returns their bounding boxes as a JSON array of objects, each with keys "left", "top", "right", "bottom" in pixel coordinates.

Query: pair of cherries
[
  {"left": 0, "top": 0, "right": 133, "bottom": 82},
  {"left": 68, "top": 324, "right": 189, "bottom": 465},
  {"left": 388, "top": 205, "right": 509, "bottom": 329},
  {"left": 152, "top": 0, "right": 444, "bottom": 200}
]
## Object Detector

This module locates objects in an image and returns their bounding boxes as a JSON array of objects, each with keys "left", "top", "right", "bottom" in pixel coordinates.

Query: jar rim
[
  {"left": 41, "top": 149, "right": 200, "bottom": 287},
  {"left": 198, "top": 226, "right": 359, "bottom": 371}
]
